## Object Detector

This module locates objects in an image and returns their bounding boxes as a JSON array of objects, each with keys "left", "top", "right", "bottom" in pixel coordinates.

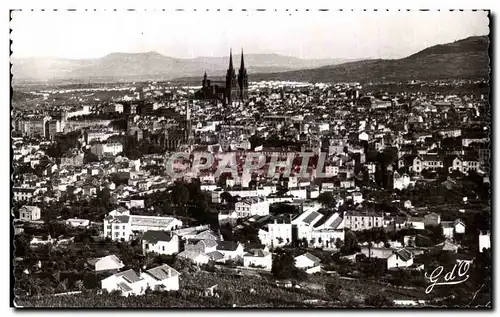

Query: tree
[
  {"left": 341, "top": 231, "right": 360, "bottom": 255},
  {"left": 271, "top": 251, "right": 296, "bottom": 279},
  {"left": 75, "top": 280, "right": 84, "bottom": 291},
  {"left": 334, "top": 238, "right": 343, "bottom": 249},
  {"left": 172, "top": 184, "right": 189, "bottom": 207},
  {"left": 161, "top": 200, "right": 174, "bottom": 216},
  {"left": 317, "top": 192, "right": 335, "bottom": 207}
]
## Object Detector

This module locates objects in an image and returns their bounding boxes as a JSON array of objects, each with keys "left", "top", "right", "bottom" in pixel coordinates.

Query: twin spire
[{"left": 228, "top": 48, "right": 245, "bottom": 71}]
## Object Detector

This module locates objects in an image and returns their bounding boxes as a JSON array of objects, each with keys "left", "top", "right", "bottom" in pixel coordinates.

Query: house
[
  {"left": 243, "top": 249, "right": 272, "bottom": 270},
  {"left": 215, "top": 241, "right": 244, "bottom": 260},
  {"left": 479, "top": 230, "right": 491, "bottom": 253},
  {"left": 104, "top": 209, "right": 183, "bottom": 242},
  {"left": 140, "top": 264, "right": 180, "bottom": 291},
  {"left": 260, "top": 217, "right": 293, "bottom": 247},
  {"left": 442, "top": 219, "right": 466, "bottom": 239},
  {"left": 398, "top": 155, "right": 422, "bottom": 174},
  {"left": 292, "top": 209, "right": 324, "bottom": 240},
  {"left": 30, "top": 235, "right": 55, "bottom": 247},
  {"left": 407, "top": 217, "right": 425, "bottom": 230},
  {"left": 424, "top": 212, "right": 441, "bottom": 227},
  {"left": 177, "top": 250, "right": 210, "bottom": 265},
  {"left": 142, "top": 231, "right": 179, "bottom": 256},
  {"left": 344, "top": 211, "right": 383, "bottom": 231},
  {"left": 65, "top": 218, "right": 90, "bottom": 228},
  {"left": 87, "top": 254, "right": 125, "bottom": 273},
  {"left": 387, "top": 248, "right": 414, "bottom": 270},
  {"left": 101, "top": 269, "right": 148, "bottom": 297},
  {"left": 393, "top": 171, "right": 411, "bottom": 190},
  {"left": 19, "top": 205, "right": 41, "bottom": 221},
  {"left": 235, "top": 196, "right": 270, "bottom": 218},
  {"left": 434, "top": 240, "right": 459, "bottom": 253},
  {"left": 295, "top": 252, "right": 321, "bottom": 274}
]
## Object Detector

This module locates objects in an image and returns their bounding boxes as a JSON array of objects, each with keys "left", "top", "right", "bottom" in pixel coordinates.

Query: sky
[{"left": 10, "top": 10, "right": 490, "bottom": 60}]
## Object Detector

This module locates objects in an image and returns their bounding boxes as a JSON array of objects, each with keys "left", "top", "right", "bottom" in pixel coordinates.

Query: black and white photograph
[{"left": 9, "top": 8, "right": 492, "bottom": 308}]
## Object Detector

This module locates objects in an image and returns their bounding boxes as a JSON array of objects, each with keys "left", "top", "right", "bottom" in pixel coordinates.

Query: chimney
[{"left": 168, "top": 269, "right": 172, "bottom": 277}]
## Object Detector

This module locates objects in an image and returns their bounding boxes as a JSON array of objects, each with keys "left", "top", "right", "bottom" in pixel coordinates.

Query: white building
[
  {"left": 387, "top": 248, "right": 414, "bottom": 270},
  {"left": 140, "top": 264, "right": 180, "bottom": 291},
  {"left": 142, "top": 231, "right": 179, "bottom": 255},
  {"left": 393, "top": 171, "right": 411, "bottom": 190},
  {"left": 104, "top": 209, "right": 183, "bottom": 242},
  {"left": 479, "top": 230, "right": 491, "bottom": 253},
  {"left": 87, "top": 254, "right": 125, "bottom": 273},
  {"left": 215, "top": 241, "right": 245, "bottom": 260},
  {"left": 295, "top": 252, "right": 322, "bottom": 274},
  {"left": 177, "top": 250, "right": 211, "bottom": 265},
  {"left": 243, "top": 249, "right": 272, "bottom": 270},
  {"left": 19, "top": 205, "right": 41, "bottom": 221},
  {"left": 65, "top": 218, "right": 90, "bottom": 228},
  {"left": 260, "top": 218, "right": 293, "bottom": 247},
  {"left": 101, "top": 269, "right": 148, "bottom": 297},
  {"left": 235, "top": 196, "right": 270, "bottom": 218},
  {"left": 442, "top": 219, "right": 466, "bottom": 239},
  {"left": 292, "top": 209, "right": 324, "bottom": 240},
  {"left": 103, "top": 142, "right": 124, "bottom": 156}
]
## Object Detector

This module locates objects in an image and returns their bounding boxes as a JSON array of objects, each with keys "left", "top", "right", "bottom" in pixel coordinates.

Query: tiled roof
[
  {"left": 117, "top": 282, "right": 132, "bottom": 292},
  {"left": 216, "top": 241, "right": 240, "bottom": 251},
  {"left": 142, "top": 230, "right": 173, "bottom": 243},
  {"left": 206, "top": 251, "right": 225, "bottom": 261},
  {"left": 297, "top": 252, "right": 321, "bottom": 264},
  {"left": 145, "top": 264, "right": 179, "bottom": 280},
  {"left": 244, "top": 249, "right": 271, "bottom": 258},
  {"left": 115, "top": 269, "right": 143, "bottom": 284},
  {"left": 394, "top": 248, "right": 413, "bottom": 262}
]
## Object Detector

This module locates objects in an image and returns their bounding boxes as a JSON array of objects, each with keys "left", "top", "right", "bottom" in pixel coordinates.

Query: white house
[
  {"left": 294, "top": 252, "right": 321, "bottom": 274},
  {"left": 243, "top": 249, "right": 272, "bottom": 270},
  {"left": 215, "top": 241, "right": 245, "bottom": 260},
  {"left": 101, "top": 269, "right": 148, "bottom": 296},
  {"left": 393, "top": 172, "right": 411, "bottom": 190},
  {"left": 177, "top": 250, "right": 211, "bottom": 265},
  {"left": 292, "top": 209, "right": 324, "bottom": 240},
  {"left": 142, "top": 231, "right": 179, "bottom": 255},
  {"left": 235, "top": 196, "right": 270, "bottom": 218},
  {"left": 479, "top": 230, "right": 491, "bottom": 253},
  {"left": 387, "top": 248, "right": 414, "bottom": 270},
  {"left": 65, "top": 218, "right": 90, "bottom": 228},
  {"left": 140, "top": 264, "right": 180, "bottom": 291},
  {"left": 407, "top": 217, "right": 425, "bottom": 230},
  {"left": 261, "top": 218, "right": 293, "bottom": 247},
  {"left": 104, "top": 208, "right": 183, "bottom": 242},
  {"left": 352, "top": 192, "right": 363, "bottom": 205},
  {"left": 87, "top": 254, "right": 125, "bottom": 273},
  {"left": 359, "top": 131, "right": 369, "bottom": 142},
  {"left": 19, "top": 205, "right": 41, "bottom": 221},
  {"left": 442, "top": 219, "right": 466, "bottom": 239}
]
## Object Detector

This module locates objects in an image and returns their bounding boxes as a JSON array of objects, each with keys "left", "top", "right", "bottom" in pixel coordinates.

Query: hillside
[
  {"left": 250, "top": 36, "right": 490, "bottom": 83},
  {"left": 11, "top": 36, "right": 489, "bottom": 84},
  {"left": 11, "top": 52, "right": 355, "bottom": 83}
]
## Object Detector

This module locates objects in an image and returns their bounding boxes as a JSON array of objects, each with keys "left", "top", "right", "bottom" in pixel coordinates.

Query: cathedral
[{"left": 198, "top": 49, "right": 249, "bottom": 104}]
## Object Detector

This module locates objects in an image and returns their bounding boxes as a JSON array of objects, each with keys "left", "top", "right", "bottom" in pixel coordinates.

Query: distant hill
[
  {"left": 11, "top": 52, "right": 357, "bottom": 83},
  {"left": 250, "top": 36, "right": 490, "bottom": 83},
  {"left": 11, "top": 36, "right": 489, "bottom": 84}
]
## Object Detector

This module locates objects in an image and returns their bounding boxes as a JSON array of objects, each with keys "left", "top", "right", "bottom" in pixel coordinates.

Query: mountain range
[{"left": 11, "top": 35, "right": 489, "bottom": 84}]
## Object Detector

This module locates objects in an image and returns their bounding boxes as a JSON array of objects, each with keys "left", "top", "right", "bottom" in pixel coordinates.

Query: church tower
[
  {"left": 225, "top": 48, "right": 239, "bottom": 104},
  {"left": 238, "top": 48, "right": 249, "bottom": 101}
]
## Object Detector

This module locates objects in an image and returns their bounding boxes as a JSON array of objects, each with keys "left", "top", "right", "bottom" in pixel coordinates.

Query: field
[{"left": 15, "top": 268, "right": 431, "bottom": 308}]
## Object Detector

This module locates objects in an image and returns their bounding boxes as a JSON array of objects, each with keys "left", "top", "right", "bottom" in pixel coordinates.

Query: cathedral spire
[
  {"left": 229, "top": 48, "right": 234, "bottom": 70},
  {"left": 240, "top": 48, "right": 245, "bottom": 70}
]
